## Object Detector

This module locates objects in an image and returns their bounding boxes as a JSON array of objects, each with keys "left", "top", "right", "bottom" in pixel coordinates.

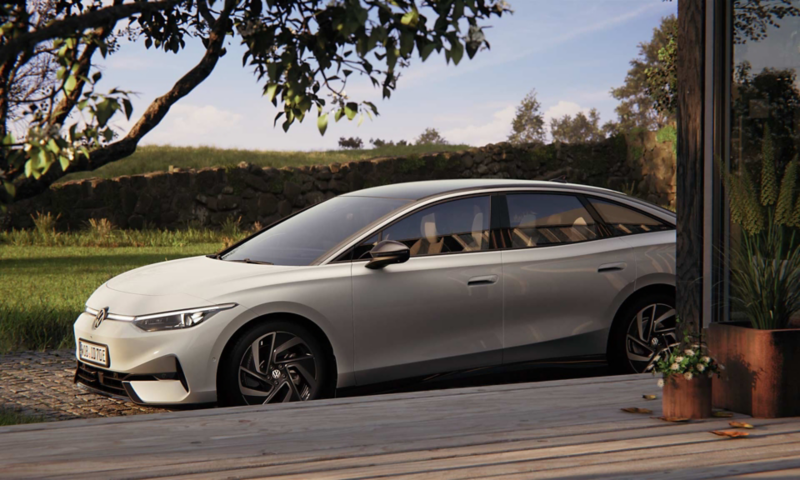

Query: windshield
[{"left": 221, "top": 196, "right": 410, "bottom": 266}]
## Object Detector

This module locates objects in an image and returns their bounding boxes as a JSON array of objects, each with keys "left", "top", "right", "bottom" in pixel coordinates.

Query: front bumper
[
  {"left": 74, "top": 359, "right": 189, "bottom": 404},
  {"left": 73, "top": 303, "right": 241, "bottom": 405}
]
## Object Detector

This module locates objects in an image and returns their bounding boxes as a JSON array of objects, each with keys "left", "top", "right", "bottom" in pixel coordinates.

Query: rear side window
[
  {"left": 588, "top": 197, "right": 671, "bottom": 236},
  {"left": 363, "top": 195, "right": 491, "bottom": 257},
  {"left": 505, "top": 194, "right": 598, "bottom": 247}
]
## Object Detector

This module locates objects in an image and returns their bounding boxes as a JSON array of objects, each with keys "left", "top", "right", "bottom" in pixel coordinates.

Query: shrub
[{"left": 338, "top": 137, "right": 364, "bottom": 149}]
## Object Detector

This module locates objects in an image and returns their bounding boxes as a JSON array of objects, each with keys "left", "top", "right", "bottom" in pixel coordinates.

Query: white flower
[
  {"left": 692, "top": 344, "right": 700, "bottom": 349},
  {"left": 670, "top": 363, "right": 679, "bottom": 371},
  {"left": 675, "top": 356, "right": 684, "bottom": 363},
  {"left": 657, "top": 379, "right": 665, "bottom": 388},
  {"left": 685, "top": 349, "right": 695, "bottom": 357},
  {"left": 696, "top": 363, "right": 706, "bottom": 372},
  {"left": 684, "top": 372, "right": 693, "bottom": 380},
  {"left": 720, "top": 364, "right": 726, "bottom": 370},
  {"left": 701, "top": 356, "right": 710, "bottom": 363}
]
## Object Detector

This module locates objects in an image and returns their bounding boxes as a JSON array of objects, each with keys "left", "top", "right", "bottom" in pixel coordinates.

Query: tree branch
[
  {"left": 12, "top": 0, "right": 235, "bottom": 201},
  {"left": 0, "top": 0, "right": 178, "bottom": 65}
]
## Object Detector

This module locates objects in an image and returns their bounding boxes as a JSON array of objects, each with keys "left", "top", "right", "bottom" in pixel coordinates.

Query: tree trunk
[
  {"left": 676, "top": 0, "right": 706, "bottom": 335},
  {"left": 12, "top": 0, "right": 235, "bottom": 201}
]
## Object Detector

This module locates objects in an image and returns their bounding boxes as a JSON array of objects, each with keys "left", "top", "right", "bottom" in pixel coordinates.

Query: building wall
[{"left": 5, "top": 132, "right": 675, "bottom": 231}]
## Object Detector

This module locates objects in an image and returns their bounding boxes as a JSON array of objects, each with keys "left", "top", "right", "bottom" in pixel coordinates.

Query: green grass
[
  {"left": 58, "top": 143, "right": 469, "bottom": 182},
  {"left": 0, "top": 409, "right": 43, "bottom": 426},
  {"left": 0, "top": 243, "right": 222, "bottom": 352}
]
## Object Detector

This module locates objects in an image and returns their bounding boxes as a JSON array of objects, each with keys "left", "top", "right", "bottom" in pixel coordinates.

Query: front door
[
  {"left": 499, "top": 193, "right": 636, "bottom": 364},
  {"left": 351, "top": 195, "right": 503, "bottom": 385}
]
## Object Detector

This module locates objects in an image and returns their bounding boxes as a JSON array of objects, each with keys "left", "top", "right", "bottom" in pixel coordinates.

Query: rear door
[{"left": 498, "top": 192, "right": 637, "bottom": 364}]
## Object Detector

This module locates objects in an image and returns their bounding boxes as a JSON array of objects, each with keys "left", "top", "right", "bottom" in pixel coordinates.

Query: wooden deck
[{"left": 1, "top": 374, "right": 800, "bottom": 479}]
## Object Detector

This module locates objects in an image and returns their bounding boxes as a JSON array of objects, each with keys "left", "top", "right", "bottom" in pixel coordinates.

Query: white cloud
[
  {"left": 443, "top": 105, "right": 515, "bottom": 147},
  {"left": 137, "top": 104, "right": 244, "bottom": 146},
  {"left": 543, "top": 101, "right": 589, "bottom": 124}
]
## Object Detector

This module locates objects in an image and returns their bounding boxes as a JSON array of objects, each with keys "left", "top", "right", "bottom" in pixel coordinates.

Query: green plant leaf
[
  {"left": 401, "top": 9, "right": 419, "bottom": 27},
  {"left": 265, "top": 83, "right": 279, "bottom": 103},
  {"left": 317, "top": 113, "right": 328, "bottom": 136},
  {"left": 344, "top": 102, "right": 357, "bottom": 120}
]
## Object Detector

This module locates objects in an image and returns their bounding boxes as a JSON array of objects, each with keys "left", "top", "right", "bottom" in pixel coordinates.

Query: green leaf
[
  {"left": 344, "top": 103, "right": 358, "bottom": 120},
  {"left": 94, "top": 99, "right": 117, "bottom": 127},
  {"left": 358, "top": 113, "right": 364, "bottom": 127},
  {"left": 420, "top": 42, "right": 436, "bottom": 61},
  {"left": 450, "top": 40, "right": 464, "bottom": 65},
  {"left": 59, "top": 155, "right": 71, "bottom": 171},
  {"left": 3, "top": 181, "right": 16, "bottom": 198},
  {"left": 401, "top": 9, "right": 419, "bottom": 27},
  {"left": 335, "top": 108, "right": 344, "bottom": 122},
  {"left": 265, "top": 83, "right": 279, "bottom": 103},
  {"left": 122, "top": 99, "right": 133, "bottom": 120},
  {"left": 317, "top": 113, "right": 329, "bottom": 136},
  {"left": 64, "top": 75, "right": 77, "bottom": 94}
]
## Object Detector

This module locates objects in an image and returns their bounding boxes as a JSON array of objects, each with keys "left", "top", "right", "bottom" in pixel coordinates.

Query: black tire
[
  {"left": 218, "top": 320, "right": 332, "bottom": 407},
  {"left": 607, "top": 291, "right": 677, "bottom": 374}
]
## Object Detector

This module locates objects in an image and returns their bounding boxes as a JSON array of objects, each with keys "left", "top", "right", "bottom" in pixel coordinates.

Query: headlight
[{"left": 132, "top": 304, "right": 236, "bottom": 332}]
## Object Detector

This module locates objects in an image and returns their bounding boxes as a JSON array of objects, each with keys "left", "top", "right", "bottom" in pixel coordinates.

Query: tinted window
[
  {"left": 506, "top": 194, "right": 598, "bottom": 247},
  {"left": 588, "top": 197, "right": 670, "bottom": 236},
  {"left": 223, "top": 197, "right": 409, "bottom": 266},
  {"left": 366, "top": 196, "right": 491, "bottom": 257}
]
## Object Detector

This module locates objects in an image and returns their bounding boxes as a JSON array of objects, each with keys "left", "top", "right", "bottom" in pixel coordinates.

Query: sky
[{"left": 99, "top": 0, "right": 677, "bottom": 151}]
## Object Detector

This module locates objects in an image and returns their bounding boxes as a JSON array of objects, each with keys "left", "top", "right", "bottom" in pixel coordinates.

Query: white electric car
[{"left": 74, "top": 179, "right": 676, "bottom": 406}]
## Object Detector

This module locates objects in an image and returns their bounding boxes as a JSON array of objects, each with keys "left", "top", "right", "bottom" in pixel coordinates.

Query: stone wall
[{"left": 4, "top": 131, "right": 676, "bottom": 231}]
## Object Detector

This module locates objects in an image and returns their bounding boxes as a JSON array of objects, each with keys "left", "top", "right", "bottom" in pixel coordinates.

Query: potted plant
[
  {"left": 711, "top": 127, "right": 800, "bottom": 418},
  {"left": 647, "top": 333, "right": 722, "bottom": 419}
]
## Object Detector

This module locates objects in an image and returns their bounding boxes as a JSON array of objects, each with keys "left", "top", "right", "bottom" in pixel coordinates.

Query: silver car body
[{"left": 74, "top": 179, "right": 676, "bottom": 404}]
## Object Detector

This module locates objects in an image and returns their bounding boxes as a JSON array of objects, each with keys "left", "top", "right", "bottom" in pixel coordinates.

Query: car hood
[{"left": 106, "top": 256, "right": 302, "bottom": 301}]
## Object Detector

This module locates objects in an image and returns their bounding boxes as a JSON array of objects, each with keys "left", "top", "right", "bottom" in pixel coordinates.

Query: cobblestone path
[{"left": 0, "top": 350, "right": 171, "bottom": 421}]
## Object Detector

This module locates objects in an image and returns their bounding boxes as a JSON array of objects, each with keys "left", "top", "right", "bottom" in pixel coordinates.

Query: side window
[
  {"left": 506, "top": 194, "right": 598, "bottom": 247},
  {"left": 588, "top": 197, "right": 671, "bottom": 236},
  {"left": 378, "top": 196, "right": 491, "bottom": 257}
]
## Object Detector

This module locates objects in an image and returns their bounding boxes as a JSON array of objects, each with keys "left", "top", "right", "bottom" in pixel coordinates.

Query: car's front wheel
[
  {"left": 608, "top": 292, "right": 677, "bottom": 374},
  {"left": 218, "top": 320, "right": 331, "bottom": 406}
]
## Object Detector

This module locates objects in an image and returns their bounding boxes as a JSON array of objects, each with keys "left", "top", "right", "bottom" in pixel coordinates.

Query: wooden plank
[
  {"left": 146, "top": 423, "right": 800, "bottom": 480},
  {"left": 0, "top": 374, "right": 651, "bottom": 435},
  {"left": 1, "top": 375, "right": 797, "bottom": 480}
]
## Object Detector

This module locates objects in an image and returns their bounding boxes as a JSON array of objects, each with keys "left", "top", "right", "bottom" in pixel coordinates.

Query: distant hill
[{"left": 58, "top": 144, "right": 470, "bottom": 183}]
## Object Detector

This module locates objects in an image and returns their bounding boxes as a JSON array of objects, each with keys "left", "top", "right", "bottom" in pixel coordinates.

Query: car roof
[{"left": 342, "top": 179, "right": 621, "bottom": 201}]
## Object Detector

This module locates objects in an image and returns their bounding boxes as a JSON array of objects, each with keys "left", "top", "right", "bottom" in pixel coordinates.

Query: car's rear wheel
[
  {"left": 608, "top": 292, "right": 677, "bottom": 374},
  {"left": 218, "top": 320, "right": 331, "bottom": 406}
]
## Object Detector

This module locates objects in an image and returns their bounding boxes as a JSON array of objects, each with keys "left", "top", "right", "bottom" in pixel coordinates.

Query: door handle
[
  {"left": 598, "top": 262, "right": 627, "bottom": 273},
  {"left": 468, "top": 275, "right": 498, "bottom": 286}
]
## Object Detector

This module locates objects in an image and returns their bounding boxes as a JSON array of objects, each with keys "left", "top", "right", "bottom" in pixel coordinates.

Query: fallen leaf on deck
[
  {"left": 642, "top": 394, "right": 657, "bottom": 400},
  {"left": 621, "top": 407, "right": 653, "bottom": 414},
  {"left": 654, "top": 416, "right": 690, "bottom": 422},
  {"left": 711, "top": 430, "right": 749, "bottom": 438},
  {"left": 729, "top": 421, "right": 754, "bottom": 429},
  {"left": 712, "top": 411, "right": 734, "bottom": 418}
]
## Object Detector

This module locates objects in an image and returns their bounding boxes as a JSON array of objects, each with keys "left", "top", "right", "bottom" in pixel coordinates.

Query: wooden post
[{"left": 676, "top": 0, "right": 706, "bottom": 335}]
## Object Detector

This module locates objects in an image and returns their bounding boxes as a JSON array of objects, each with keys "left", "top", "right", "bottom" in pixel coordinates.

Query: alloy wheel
[
  {"left": 624, "top": 303, "right": 677, "bottom": 373},
  {"left": 237, "top": 331, "right": 319, "bottom": 404}
]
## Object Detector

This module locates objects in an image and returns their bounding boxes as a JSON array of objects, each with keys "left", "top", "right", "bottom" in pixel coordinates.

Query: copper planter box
[
  {"left": 709, "top": 322, "right": 800, "bottom": 418},
  {"left": 662, "top": 374, "right": 712, "bottom": 419}
]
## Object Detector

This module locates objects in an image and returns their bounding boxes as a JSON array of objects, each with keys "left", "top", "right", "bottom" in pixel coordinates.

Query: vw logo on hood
[{"left": 93, "top": 307, "right": 109, "bottom": 329}]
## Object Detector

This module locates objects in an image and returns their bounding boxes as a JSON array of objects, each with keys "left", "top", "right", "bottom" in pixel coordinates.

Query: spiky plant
[
  {"left": 776, "top": 158, "right": 798, "bottom": 226},
  {"left": 720, "top": 126, "right": 800, "bottom": 329},
  {"left": 730, "top": 228, "right": 800, "bottom": 330},
  {"left": 760, "top": 125, "right": 779, "bottom": 206}
]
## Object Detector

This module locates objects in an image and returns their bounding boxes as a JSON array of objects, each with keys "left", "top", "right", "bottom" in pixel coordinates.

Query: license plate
[{"left": 79, "top": 340, "right": 109, "bottom": 367}]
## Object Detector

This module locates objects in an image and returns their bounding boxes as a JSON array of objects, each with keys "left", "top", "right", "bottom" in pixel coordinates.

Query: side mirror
[{"left": 365, "top": 240, "right": 410, "bottom": 270}]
